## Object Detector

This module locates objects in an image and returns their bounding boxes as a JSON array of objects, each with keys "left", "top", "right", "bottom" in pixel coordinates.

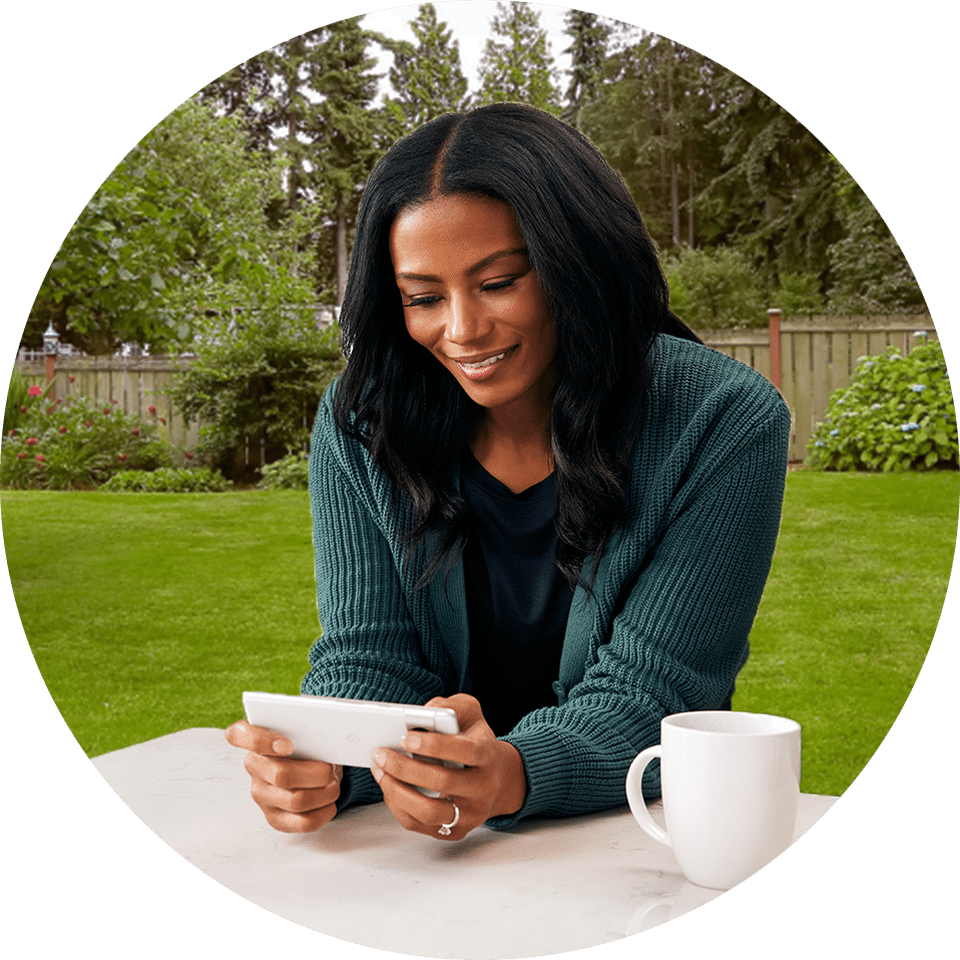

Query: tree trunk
[
  {"left": 336, "top": 210, "right": 348, "bottom": 307},
  {"left": 670, "top": 158, "right": 680, "bottom": 247}
]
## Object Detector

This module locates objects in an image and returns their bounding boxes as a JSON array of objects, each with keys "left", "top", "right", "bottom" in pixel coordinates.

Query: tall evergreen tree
[
  {"left": 581, "top": 33, "right": 722, "bottom": 250},
  {"left": 382, "top": 3, "right": 469, "bottom": 131},
  {"left": 305, "top": 17, "right": 382, "bottom": 304},
  {"left": 701, "top": 69, "right": 845, "bottom": 286},
  {"left": 561, "top": 9, "right": 611, "bottom": 129},
  {"left": 476, "top": 1, "right": 561, "bottom": 113}
]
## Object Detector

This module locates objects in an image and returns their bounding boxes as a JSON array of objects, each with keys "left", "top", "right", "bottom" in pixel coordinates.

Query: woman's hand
[
  {"left": 369, "top": 693, "right": 527, "bottom": 841},
  {"left": 225, "top": 719, "right": 342, "bottom": 833}
]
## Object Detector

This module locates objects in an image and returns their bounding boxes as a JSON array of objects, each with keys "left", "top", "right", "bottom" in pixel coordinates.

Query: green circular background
[{"left": 0, "top": 0, "right": 960, "bottom": 960}]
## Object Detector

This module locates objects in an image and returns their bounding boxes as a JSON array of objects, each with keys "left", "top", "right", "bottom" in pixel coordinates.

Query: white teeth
[{"left": 460, "top": 351, "right": 506, "bottom": 370}]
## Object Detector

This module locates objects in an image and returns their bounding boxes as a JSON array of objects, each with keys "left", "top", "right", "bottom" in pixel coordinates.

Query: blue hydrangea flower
[
  {"left": 910, "top": 384, "right": 926, "bottom": 393},
  {"left": 830, "top": 429, "right": 840, "bottom": 436},
  {"left": 900, "top": 422, "right": 920, "bottom": 432}
]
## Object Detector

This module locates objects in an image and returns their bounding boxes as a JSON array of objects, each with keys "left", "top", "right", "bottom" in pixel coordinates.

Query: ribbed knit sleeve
[
  {"left": 487, "top": 336, "right": 791, "bottom": 827},
  {"left": 301, "top": 337, "right": 790, "bottom": 826},
  {"left": 301, "top": 387, "right": 451, "bottom": 810}
]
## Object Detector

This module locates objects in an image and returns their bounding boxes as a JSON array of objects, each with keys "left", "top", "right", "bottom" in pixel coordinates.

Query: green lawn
[{"left": 3, "top": 472, "right": 957, "bottom": 797}]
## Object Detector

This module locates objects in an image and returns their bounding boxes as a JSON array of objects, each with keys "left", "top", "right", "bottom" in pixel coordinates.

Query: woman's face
[{"left": 389, "top": 193, "right": 557, "bottom": 417}]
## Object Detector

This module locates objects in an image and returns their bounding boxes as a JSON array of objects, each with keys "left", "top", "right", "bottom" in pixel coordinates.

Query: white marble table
[{"left": 92, "top": 728, "right": 837, "bottom": 959}]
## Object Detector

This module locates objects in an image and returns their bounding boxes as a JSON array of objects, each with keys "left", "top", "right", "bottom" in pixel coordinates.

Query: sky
[{"left": 363, "top": 1, "right": 579, "bottom": 89}]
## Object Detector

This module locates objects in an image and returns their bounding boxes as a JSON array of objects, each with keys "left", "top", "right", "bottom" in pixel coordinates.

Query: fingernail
[
  {"left": 402, "top": 732, "right": 422, "bottom": 751},
  {"left": 371, "top": 749, "right": 385, "bottom": 767},
  {"left": 273, "top": 739, "right": 292, "bottom": 755}
]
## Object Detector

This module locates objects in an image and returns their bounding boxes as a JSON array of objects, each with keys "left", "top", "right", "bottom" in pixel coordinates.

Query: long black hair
[{"left": 333, "top": 102, "right": 700, "bottom": 589}]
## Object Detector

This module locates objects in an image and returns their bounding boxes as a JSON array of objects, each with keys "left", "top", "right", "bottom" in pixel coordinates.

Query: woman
[{"left": 227, "top": 102, "right": 790, "bottom": 841}]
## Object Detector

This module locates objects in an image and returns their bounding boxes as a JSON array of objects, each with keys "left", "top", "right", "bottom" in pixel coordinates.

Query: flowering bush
[
  {"left": 256, "top": 451, "right": 309, "bottom": 490},
  {"left": 100, "top": 467, "right": 232, "bottom": 492},
  {"left": 806, "top": 334, "right": 957, "bottom": 471},
  {"left": 1, "top": 391, "right": 174, "bottom": 489}
]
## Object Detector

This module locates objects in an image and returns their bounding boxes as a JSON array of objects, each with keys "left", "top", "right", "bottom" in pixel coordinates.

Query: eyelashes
[{"left": 401, "top": 277, "right": 518, "bottom": 309}]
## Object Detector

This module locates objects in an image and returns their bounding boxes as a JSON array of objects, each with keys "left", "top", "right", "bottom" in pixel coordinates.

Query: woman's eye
[
  {"left": 482, "top": 277, "right": 516, "bottom": 292},
  {"left": 403, "top": 294, "right": 441, "bottom": 308}
]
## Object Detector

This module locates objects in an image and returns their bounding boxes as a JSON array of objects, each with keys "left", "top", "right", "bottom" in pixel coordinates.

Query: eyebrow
[{"left": 395, "top": 247, "right": 528, "bottom": 282}]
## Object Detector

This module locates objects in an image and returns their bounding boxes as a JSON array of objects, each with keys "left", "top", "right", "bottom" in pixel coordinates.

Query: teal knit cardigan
[{"left": 302, "top": 334, "right": 791, "bottom": 828}]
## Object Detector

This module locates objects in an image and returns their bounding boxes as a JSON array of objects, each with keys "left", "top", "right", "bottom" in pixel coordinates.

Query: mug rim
[{"left": 663, "top": 710, "right": 800, "bottom": 737}]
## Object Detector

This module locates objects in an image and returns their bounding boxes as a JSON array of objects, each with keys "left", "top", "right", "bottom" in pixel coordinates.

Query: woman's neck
[{"left": 470, "top": 401, "right": 554, "bottom": 494}]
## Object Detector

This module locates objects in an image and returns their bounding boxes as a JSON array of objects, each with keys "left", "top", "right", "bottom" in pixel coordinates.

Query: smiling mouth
[{"left": 453, "top": 346, "right": 516, "bottom": 372}]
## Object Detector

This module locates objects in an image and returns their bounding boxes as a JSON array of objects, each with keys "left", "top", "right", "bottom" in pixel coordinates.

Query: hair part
[{"left": 333, "top": 102, "right": 700, "bottom": 590}]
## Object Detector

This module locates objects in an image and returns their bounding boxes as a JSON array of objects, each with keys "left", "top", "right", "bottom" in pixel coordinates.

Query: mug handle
[{"left": 626, "top": 746, "right": 671, "bottom": 847}]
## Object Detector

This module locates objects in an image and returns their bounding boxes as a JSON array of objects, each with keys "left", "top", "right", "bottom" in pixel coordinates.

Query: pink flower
[
  {"left": 35, "top": 455, "right": 46, "bottom": 463},
  {"left": 159, "top": 417, "right": 167, "bottom": 426},
  {"left": 85, "top": 420, "right": 93, "bottom": 428},
  {"left": 131, "top": 428, "right": 140, "bottom": 436},
  {"left": 8, "top": 429, "right": 14, "bottom": 437},
  {"left": 111, "top": 398, "right": 119, "bottom": 405},
  {"left": 184, "top": 452, "right": 194, "bottom": 460},
  {"left": 69, "top": 376, "right": 76, "bottom": 383},
  {"left": 28, "top": 385, "right": 42, "bottom": 396},
  {"left": 148, "top": 405, "right": 157, "bottom": 416},
  {"left": 16, "top": 452, "right": 25, "bottom": 461},
  {"left": 103, "top": 408, "right": 111, "bottom": 415},
  {"left": 19, "top": 406, "right": 26, "bottom": 414},
  {"left": 26, "top": 437, "right": 37, "bottom": 446},
  {"left": 59, "top": 425, "right": 68, "bottom": 434},
  {"left": 119, "top": 453, "right": 127, "bottom": 462}
]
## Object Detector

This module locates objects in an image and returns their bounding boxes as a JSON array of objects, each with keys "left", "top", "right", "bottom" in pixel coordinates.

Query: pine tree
[
  {"left": 476, "top": 1, "right": 561, "bottom": 113},
  {"left": 561, "top": 9, "right": 611, "bottom": 129},
  {"left": 382, "top": 3, "right": 469, "bottom": 131},
  {"left": 305, "top": 17, "right": 382, "bottom": 304}
]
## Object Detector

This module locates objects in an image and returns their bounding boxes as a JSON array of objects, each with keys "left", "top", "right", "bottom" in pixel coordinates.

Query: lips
[{"left": 451, "top": 345, "right": 516, "bottom": 380}]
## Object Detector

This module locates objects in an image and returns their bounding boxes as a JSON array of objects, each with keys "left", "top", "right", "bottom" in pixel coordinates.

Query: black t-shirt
[{"left": 461, "top": 450, "right": 574, "bottom": 737}]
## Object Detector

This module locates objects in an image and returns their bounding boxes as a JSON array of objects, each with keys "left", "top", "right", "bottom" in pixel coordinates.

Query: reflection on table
[{"left": 92, "top": 728, "right": 837, "bottom": 959}]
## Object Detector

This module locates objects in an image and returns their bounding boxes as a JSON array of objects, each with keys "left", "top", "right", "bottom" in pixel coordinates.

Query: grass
[
  {"left": 734, "top": 470, "right": 958, "bottom": 795},
  {"left": 2, "top": 472, "right": 957, "bottom": 797}
]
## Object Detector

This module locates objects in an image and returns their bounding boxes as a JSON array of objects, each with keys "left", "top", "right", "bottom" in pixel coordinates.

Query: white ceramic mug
[{"left": 626, "top": 711, "right": 801, "bottom": 890}]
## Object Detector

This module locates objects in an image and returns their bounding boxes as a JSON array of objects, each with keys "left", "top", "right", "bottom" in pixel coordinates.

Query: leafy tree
[
  {"left": 826, "top": 167, "right": 926, "bottom": 314},
  {"left": 476, "top": 1, "right": 561, "bottom": 113},
  {"left": 26, "top": 99, "right": 290, "bottom": 355},
  {"left": 381, "top": 3, "right": 469, "bottom": 131},
  {"left": 561, "top": 9, "right": 612, "bottom": 129}
]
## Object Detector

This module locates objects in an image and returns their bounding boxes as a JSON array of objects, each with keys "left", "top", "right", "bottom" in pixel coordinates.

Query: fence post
[{"left": 767, "top": 308, "right": 782, "bottom": 391}]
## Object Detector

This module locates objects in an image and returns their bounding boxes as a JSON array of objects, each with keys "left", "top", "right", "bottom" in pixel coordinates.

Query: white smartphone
[{"left": 242, "top": 692, "right": 460, "bottom": 770}]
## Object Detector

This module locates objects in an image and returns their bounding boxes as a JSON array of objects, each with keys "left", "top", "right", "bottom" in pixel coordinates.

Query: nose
[{"left": 444, "top": 292, "right": 494, "bottom": 346}]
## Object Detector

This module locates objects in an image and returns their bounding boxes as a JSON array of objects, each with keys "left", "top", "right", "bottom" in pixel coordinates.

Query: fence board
[
  {"left": 16, "top": 313, "right": 939, "bottom": 468},
  {"left": 701, "top": 313, "right": 936, "bottom": 461}
]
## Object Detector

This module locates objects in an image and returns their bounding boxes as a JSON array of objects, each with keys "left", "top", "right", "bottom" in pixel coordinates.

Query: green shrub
[
  {"left": 4, "top": 371, "right": 49, "bottom": 435},
  {"left": 170, "top": 308, "right": 346, "bottom": 473},
  {"left": 1, "top": 392, "right": 174, "bottom": 489},
  {"left": 257, "top": 451, "right": 309, "bottom": 490},
  {"left": 806, "top": 334, "right": 957, "bottom": 471},
  {"left": 662, "top": 245, "right": 767, "bottom": 329},
  {"left": 100, "top": 467, "right": 232, "bottom": 492}
]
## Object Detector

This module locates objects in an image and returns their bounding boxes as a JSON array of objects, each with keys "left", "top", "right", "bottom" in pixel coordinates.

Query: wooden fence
[
  {"left": 16, "top": 312, "right": 940, "bottom": 467},
  {"left": 703, "top": 313, "right": 938, "bottom": 461},
  {"left": 14, "top": 356, "right": 201, "bottom": 455}
]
